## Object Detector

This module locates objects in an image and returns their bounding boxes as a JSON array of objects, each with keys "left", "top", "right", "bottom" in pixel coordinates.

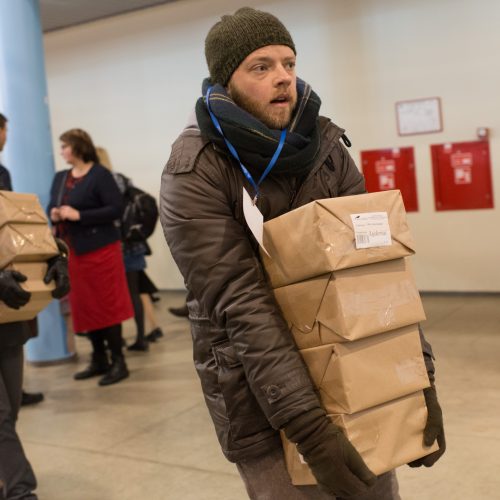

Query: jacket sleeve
[
  {"left": 334, "top": 142, "right": 366, "bottom": 196},
  {"left": 160, "top": 145, "right": 321, "bottom": 429},
  {"left": 78, "top": 168, "right": 123, "bottom": 225}
]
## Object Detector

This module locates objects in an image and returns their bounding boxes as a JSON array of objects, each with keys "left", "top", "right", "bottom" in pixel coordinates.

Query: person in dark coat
[
  {"left": 159, "top": 8, "right": 445, "bottom": 500},
  {"left": 48, "top": 129, "right": 133, "bottom": 386},
  {"left": 1, "top": 116, "right": 43, "bottom": 403},
  {"left": 0, "top": 112, "right": 70, "bottom": 499}
]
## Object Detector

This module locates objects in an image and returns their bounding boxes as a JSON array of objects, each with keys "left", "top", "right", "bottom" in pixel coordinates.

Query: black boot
[
  {"left": 145, "top": 327, "right": 163, "bottom": 342},
  {"left": 168, "top": 303, "right": 189, "bottom": 317},
  {"left": 74, "top": 352, "right": 110, "bottom": 380},
  {"left": 21, "top": 390, "right": 44, "bottom": 406},
  {"left": 98, "top": 355, "right": 129, "bottom": 386},
  {"left": 127, "top": 339, "right": 149, "bottom": 351}
]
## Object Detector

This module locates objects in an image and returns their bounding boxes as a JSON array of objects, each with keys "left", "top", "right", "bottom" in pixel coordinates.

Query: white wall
[{"left": 44, "top": 0, "right": 500, "bottom": 291}]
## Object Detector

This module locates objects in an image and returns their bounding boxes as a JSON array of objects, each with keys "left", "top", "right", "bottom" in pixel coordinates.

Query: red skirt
[{"left": 68, "top": 241, "right": 133, "bottom": 332}]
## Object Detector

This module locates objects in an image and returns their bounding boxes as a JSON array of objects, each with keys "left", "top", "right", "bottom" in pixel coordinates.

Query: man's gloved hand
[
  {"left": 44, "top": 238, "right": 70, "bottom": 299},
  {"left": 284, "top": 408, "right": 377, "bottom": 497},
  {"left": 408, "top": 385, "right": 446, "bottom": 467},
  {"left": 0, "top": 270, "right": 31, "bottom": 309}
]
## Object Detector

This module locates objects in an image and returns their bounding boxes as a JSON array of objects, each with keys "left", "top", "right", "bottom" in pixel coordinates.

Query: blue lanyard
[{"left": 205, "top": 86, "right": 287, "bottom": 202}]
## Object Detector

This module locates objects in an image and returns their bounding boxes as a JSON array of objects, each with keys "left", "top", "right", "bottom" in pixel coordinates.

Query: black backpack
[{"left": 121, "top": 182, "right": 159, "bottom": 243}]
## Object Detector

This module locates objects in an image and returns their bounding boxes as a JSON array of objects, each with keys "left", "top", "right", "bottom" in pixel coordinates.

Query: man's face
[
  {"left": 227, "top": 45, "right": 297, "bottom": 130},
  {"left": 0, "top": 123, "right": 7, "bottom": 152}
]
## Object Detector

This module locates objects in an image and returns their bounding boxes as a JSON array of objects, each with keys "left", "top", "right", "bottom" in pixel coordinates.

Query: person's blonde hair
[{"left": 95, "top": 146, "right": 113, "bottom": 171}]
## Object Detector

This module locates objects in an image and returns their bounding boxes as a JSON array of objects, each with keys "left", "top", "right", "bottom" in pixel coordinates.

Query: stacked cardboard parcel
[
  {"left": 261, "top": 190, "right": 438, "bottom": 482},
  {"left": 0, "top": 191, "right": 57, "bottom": 323}
]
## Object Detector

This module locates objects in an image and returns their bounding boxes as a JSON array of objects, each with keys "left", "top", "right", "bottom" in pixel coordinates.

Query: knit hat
[{"left": 205, "top": 7, "right": 296, "bottom": 86}]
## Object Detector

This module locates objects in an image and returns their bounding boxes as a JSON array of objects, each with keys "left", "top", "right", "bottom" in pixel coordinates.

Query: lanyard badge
[{"left": 205, "top": 86, "right": 287, "bottom": 204}]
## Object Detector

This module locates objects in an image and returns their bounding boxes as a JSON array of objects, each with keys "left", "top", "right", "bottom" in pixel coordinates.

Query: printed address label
[{"left": 350, "top": 212, "right": 392, "bottom": 249}]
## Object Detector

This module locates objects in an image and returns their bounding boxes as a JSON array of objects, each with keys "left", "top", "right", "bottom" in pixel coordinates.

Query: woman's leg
[
  {"left": 126, "top": 271, "right": 148, "bottom": 350},
  {"left": 73, "top": 330, "right": 109, "bottom": 380},
  {"left": 142, "top": 294, "right": 164, "bottom": 341},
  {"left": 98, "top": 324, "right": 129, "bottom": 386}
]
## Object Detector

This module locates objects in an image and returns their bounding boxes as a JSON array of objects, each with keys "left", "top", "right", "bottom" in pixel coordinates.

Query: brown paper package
[
  {"left": 281, "top": 391, "right": 440, "bottom": 483},
  {"left": 0, "top": 224, "right": 59, "bottom": 268},
  {"left": 0, "top": 191, "right": 58, "bottom": 269},
  {"left": 0, "top": 191, "right": 49, "bottom": 227},
  {"left": 262, "top": 190, "right": 415, "bottom": 288},
  {"left": 300, "top": 325, "right": 430, "bottom": 414},
  {"left": 0, "top": 262, "right": 55, "bottom": 323},
  {"left": 273, "top": 258, "right": 426, "bottom": 350}
]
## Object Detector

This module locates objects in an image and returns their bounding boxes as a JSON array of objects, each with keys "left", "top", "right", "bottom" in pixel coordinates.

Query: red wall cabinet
[
  {"left": 361, "top": 147, "right": 419, "bottom": 212},
  {"left": 431, "top": 140, "right": 494, "bottom": 211}
]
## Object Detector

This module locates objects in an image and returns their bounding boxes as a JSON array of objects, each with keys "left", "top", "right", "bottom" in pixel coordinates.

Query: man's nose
[{"left": 273, "top": 64, "right": 293, "bottom": 86}]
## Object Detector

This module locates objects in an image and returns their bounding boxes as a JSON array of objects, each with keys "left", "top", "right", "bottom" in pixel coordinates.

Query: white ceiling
[{"left": 40, "top": 0, "right": 177, "bottom": 32}]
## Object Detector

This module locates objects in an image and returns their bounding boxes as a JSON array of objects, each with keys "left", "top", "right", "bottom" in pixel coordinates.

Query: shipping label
[{"left": 350, "top": 212, "right": 392, "bottom": 249}]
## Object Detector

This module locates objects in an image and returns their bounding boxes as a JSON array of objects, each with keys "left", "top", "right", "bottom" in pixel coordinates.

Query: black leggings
[
  {"left": 126, "top": 271, "right": 145, "bottom": 342},
  {"left": 88, "top": 324, "right": 123, "bottom": 357}
]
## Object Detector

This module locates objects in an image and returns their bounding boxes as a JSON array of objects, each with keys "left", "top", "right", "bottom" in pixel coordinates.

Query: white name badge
[
  {"left": 350, "top": 211, "right": 392, "bottom": 249},
  {"left": 242, "top": 188, "right": 270, "bottom": 256}
]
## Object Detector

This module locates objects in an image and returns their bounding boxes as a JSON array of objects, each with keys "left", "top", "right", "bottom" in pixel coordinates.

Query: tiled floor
[{"left": 18, "top": 292, "right": 500, "bottom": 499}]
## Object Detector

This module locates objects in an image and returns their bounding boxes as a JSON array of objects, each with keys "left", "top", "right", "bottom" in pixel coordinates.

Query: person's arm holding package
[{"left": 160, "top": 146, "right": 376, "bottom": 497}]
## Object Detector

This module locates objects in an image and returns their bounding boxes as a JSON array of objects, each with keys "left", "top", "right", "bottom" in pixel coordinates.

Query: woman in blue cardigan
[{"left": 48, "top": 129, "right": 133, "bottom": 386}]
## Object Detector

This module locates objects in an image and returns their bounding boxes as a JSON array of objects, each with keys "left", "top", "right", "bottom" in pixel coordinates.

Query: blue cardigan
[{"left": 48, "top": 164, "right": 123, "bottom": 255}]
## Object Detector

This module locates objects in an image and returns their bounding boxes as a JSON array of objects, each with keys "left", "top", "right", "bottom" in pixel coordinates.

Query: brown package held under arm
[
  {"left": 273, "top": 258, "right": 426, "bottom": 349},
  {"left": 262, "top": 190, "right": 415, "bottom": 288},
  {"left": 0, "top": 223, "right": 58, "bottom": 268},
  {"left": 0, "top": 262, "right": 55, "bottom": 323},
  {"left": 0, "top": 191, "right": 49, "bottom": 227},
  {"left": 300, "top": 325, "right": 430, "bottom": 414},
  {"left": 281, "top": 390, "right": 440, "bottom": 483}
]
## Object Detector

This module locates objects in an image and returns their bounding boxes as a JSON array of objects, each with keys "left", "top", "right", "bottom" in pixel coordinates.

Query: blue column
[{"left": 0, "top": 0, "right": 72, "bottom": 363}]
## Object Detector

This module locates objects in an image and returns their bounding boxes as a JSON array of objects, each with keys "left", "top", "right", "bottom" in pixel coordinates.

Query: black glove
[
  {"left": 0, "top": 270, "right": 31, "bottom": 309},
  {"left": 284, "top": 408, "right": 377, "bottom": 497},
  {"left": 44, "top": 238, "right": 70, "bottom": 299},
  {"left": 408, "top": 385, "right": 446, "bottom": 467}
]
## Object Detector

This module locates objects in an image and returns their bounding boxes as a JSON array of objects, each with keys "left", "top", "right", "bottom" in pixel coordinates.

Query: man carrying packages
[{"left": 160, "top": 8, "right": 445, "bottom": 499}]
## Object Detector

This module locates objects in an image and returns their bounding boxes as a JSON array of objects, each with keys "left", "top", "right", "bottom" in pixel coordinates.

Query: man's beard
[{"left": 228, "top": 83, "right": 296, "bottom": 130}]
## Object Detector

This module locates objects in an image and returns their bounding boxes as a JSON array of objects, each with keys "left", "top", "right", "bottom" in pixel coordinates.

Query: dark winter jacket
[
  {"left": 47, "top": 164, "right": 123, "bottom": 255},
  {"left": 0, "top": 164, "right": 12, "bottom": 191},
  {"left": 160, "top": 117, "right": 434, "bottom": 462}
]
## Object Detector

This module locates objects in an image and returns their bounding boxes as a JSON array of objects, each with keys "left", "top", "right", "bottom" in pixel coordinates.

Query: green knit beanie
[{"left": 205, "top": 7, "right": 296, "bottom": 86}]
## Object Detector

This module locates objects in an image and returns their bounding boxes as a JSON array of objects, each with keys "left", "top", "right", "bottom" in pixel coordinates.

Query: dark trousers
[
  {"left": 236, "top": 446, "right": 400, "bottom": 500},
  {"left": 0, "top": 345, "right": 37, "bottom": 499}
]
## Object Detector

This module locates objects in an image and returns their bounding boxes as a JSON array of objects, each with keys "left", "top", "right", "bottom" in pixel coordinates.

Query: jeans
[{"left": 236, "top": 446, "right": 400, "bottom": 500}]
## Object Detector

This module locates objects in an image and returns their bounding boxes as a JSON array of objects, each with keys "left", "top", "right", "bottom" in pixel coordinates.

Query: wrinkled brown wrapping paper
[
  {"left": 300, "top": 325, "right": 429, "bottom": 414},
  {"left": 262, "top": 190, "right": 415, "bottom": 288},
  {"left": 273, "top": 258, "right": 426, "bottom": 349},
  {"left": 281, "top": 391, "right": 440, "bottom": 483},
  {"left": 0, "top": 224, "right": 58, "bottom": 268},
  {"left": 0, "top": 191, "right": 49, "bottom": 227},
  {"left": 0, "top": 262, "right": 55, "bottom": 323}
]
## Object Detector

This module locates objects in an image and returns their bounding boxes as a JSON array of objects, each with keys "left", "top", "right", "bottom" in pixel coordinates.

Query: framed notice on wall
[{"left": 395, "top": 97, "right": 442, "bottom": 136}]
